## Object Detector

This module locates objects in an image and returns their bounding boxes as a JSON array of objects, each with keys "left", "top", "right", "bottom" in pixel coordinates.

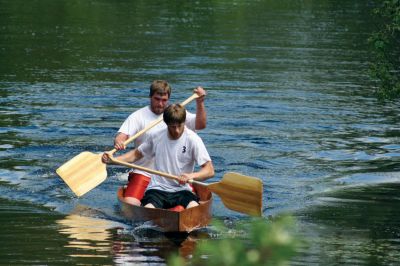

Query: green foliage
[
  {"left": 369, "top": 0, "right": 400, "bottom": 99},
  {"left": 168, "top": 216, "right": 300, "bottom": 266}
]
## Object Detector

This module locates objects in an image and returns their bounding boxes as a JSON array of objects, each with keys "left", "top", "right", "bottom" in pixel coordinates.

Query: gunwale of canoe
[{"left": 117, "top": 183, "right": 213, "bottom": 232}]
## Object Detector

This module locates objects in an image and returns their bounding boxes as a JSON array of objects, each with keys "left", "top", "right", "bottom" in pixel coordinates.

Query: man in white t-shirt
[
  {"left": 103, "top": 103, "right": 214, "bottom": 209},
  {"left": 114, "top": 80, "right": 207, "bottom": 206}
]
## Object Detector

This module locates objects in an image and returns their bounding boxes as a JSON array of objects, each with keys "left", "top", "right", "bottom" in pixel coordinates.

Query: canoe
[{"left": 117, "top": 183, "right": 213, "bottom": 232}]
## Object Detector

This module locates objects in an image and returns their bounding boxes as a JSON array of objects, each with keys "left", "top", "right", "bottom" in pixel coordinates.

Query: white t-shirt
[
  {"left": 118, "top": 106, "right": 196, "bottom": 176},
  {"left": 138, "top": 128, "right": 211, "bottom": 192}
]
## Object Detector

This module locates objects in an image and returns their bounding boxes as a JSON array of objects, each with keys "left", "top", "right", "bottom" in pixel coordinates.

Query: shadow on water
[
  {"left": 0, "top": 197, "right": 212, "bottom": 265},
  {"left": 294, "top": 182, "right": 400, "bottom": 265},
  {"left": 0, "top": 197, "right": 114, "bottom": 265}
]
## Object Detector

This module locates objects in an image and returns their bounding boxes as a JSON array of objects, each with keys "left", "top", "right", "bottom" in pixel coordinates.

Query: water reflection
[
  {"left": 56, "top": 211, "right": 210, "bottom": 264},
  {"left": 56, "top": 214, "right": 118, "bottom": 258},
  {"left": 113, "top": 229, "right": 210, "bottom": 265}
]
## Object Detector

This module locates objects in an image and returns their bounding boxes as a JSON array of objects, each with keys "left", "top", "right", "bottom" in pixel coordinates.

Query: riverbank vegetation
[
  {"left": 369, "top": 0, "right": 400, "bottom": 99},
  {"left": 168, "top": 216, "right": 300, "bottom": 266}
]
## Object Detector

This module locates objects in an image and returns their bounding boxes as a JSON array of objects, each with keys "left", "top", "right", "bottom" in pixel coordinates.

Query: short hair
[
  {"left": 163, "top": 104, "right": 186, "bottom": 125},
  {"left": 149, "top": 80, "right": 171, "bottom": 98}
]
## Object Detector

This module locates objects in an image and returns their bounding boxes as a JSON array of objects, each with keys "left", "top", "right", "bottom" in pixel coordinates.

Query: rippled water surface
[{"left": 1, "top": 0, "right": 400, "bottom": 265}]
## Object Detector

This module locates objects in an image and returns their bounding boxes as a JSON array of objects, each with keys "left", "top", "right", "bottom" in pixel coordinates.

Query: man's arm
[
  {"left": 179, "top": 161, "right": 214, "bottom": 183},
  {"left": 102, "top": 148, "right": 143, "bottom": 164},
  {"left": 114, "top": 132, "right": 129, "bottom": 150},
  {"left": 116, "top": 148, "right": 143, "bottom": 163},
  {"left": 194, "top": 86, "right": 207, "bottom": 130}
]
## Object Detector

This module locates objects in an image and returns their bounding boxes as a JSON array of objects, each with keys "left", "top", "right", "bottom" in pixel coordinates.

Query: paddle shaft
[
  {"left": 108, "top": 93, "right": 199, "bottom": 156},
  {"left": 110, "top": 158, "right": 181, "bottom": 181},
  {"left": 110, "top": 158, "right": 208, "bottom": 186}
]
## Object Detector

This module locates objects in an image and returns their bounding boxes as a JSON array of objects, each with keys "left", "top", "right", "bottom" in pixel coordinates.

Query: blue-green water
[{"left": 1, "top": 0, "right": 400, "bottom": 265}]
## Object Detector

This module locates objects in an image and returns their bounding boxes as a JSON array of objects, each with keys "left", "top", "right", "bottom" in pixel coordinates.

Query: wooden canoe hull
[{"left": 117, "top": 184, "right": 213, "bottom": 232}]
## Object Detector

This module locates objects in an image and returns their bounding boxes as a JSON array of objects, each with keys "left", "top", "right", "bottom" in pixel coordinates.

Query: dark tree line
[{"left": 369, "top": 0, "right": 400, "bottom": 99}]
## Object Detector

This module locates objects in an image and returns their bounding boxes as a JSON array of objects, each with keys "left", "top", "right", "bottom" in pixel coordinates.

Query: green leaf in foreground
[{"left": 169, "top": 215, "right": 301, "bottom": 266}]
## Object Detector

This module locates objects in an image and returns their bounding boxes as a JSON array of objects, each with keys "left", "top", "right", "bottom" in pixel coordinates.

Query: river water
[{"left": 1, "top": 0, "right": 400, "bottom": 265}]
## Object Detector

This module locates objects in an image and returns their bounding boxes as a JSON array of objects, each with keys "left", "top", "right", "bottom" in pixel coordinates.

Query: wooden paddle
[
  {"left": 109, "top": 158, "right": 263, "bottom": 216},
  {"left": 56, "top": 93, "right": 200, "bottom": 197}
]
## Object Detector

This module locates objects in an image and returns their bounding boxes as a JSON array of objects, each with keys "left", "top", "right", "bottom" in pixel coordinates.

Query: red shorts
[{"left": 124, "top": 173, "right": 150, "bottom": 200}]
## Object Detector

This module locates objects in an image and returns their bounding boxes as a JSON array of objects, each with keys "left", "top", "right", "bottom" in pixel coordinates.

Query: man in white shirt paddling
[
  {"left": 113, "top": 80, "right": 207, "bottom": 206},
  {"left": 103, "top": 103, "right": 214, "bottom": 209}
]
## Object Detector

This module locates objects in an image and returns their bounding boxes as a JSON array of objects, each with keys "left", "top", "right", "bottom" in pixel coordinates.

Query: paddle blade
[
  {"left": 208, "top": 172, "right": 263, "bottom": 216},
  {"left": 56, "top": 152, "right": 107, "bottom": 197}
]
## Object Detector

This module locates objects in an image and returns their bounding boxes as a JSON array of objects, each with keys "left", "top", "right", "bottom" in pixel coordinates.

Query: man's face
[
  {"left": 167, "top": 123, "right": 185, "bottom": 140},
  {"left": 150, "top": 93, "right": 169, "bottom": 115}
]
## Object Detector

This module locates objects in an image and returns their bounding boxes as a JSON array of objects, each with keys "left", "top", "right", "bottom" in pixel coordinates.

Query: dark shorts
[{"left": 141, "top": 189, "right": 199, "bottom": 209}]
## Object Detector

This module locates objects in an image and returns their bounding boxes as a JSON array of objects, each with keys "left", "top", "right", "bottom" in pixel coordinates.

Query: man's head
[
  {"left": 149, "top": 80, "right": 172, "bottom": 115},
  {"left": 164, "top": 104, "right": 186, "bottom": 140}
]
